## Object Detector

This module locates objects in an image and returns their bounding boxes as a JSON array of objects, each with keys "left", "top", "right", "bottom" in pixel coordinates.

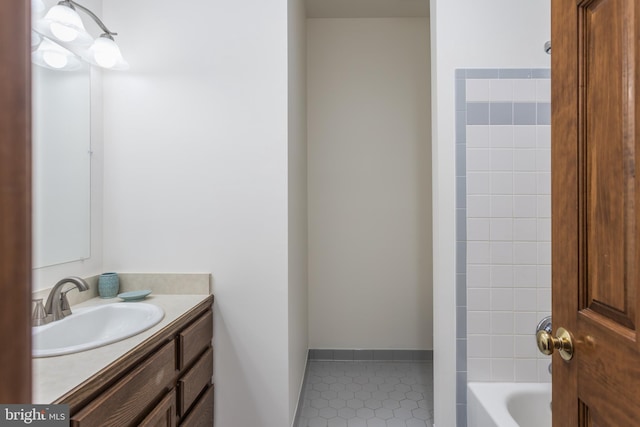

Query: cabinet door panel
[
  {"left": 179, "top": 385, "right": 214, "bottom": 427},
  {"left": 178, "top": 310, "right": 213, "bottom": 370},
  {"left": 139, "top": 389, "right": 176, "bottom": 427},
  {"left": 71, "top": 341, "right": 176, "bottom": 427},
  {"left": 178, "top": 347, "right": 213, "bottom": 417}
]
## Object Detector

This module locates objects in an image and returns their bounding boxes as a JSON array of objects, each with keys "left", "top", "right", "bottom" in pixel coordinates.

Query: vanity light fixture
[
  {"left": 33, "top": 0, "right": 128, "bottom": 70},
  {"left": 32, "top": 38, "right": 83, "bottom": 70}
]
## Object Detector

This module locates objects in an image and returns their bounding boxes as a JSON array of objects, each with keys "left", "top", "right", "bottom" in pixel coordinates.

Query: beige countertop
[{"left": 33, "top": 293, "right": 211, "bottom": 404}]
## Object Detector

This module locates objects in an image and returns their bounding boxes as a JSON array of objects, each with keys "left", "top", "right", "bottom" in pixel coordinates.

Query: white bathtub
[{"left": 467, "top": 382, "right": 551, "bottom": 427}]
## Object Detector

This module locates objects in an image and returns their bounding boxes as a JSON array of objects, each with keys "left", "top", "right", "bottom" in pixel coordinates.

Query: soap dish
[{"left": 118, "top": 289, "right": 152, "bottom": 302}]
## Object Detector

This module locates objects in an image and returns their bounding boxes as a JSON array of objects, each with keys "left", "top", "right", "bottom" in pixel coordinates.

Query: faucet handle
[
  {"left": 32, "top": 298, "right": 48, "bottom": 326},
  {"left": 60, "top": 290, "right": 73, "bottom": 317}
]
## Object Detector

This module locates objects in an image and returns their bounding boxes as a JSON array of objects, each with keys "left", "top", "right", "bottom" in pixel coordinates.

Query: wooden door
[
  {"left": 552, "top": 0, "right": 640, "bottom": 425},
  {"left": 0, "top": 0, "right": 32, "bottom": 403}
]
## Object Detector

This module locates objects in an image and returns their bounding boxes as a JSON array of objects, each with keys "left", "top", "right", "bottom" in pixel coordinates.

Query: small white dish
[{"left": 118, "top": 289, "right": 152, "bottom": 302}]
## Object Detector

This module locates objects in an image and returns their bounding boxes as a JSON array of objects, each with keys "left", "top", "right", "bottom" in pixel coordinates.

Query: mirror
[{"left": 32, "top": 61, "right": 91, "bottom": 268}]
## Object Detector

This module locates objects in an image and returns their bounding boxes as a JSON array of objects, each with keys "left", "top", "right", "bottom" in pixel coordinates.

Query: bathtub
[{"left": 467, "top": 382, "right": 551, "bottom": 427}]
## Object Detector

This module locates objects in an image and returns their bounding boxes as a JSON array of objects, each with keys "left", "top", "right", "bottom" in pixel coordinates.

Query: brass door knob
[{"left": 536, "top": 326, "right": 574, "bottom": 361}]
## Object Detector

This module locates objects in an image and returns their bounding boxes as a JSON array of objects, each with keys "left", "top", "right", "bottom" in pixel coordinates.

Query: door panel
[{"left": 553, "top": 0, "right": 640, "bottom": 425}]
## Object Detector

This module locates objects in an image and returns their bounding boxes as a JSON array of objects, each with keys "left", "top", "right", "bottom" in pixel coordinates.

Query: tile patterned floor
[{"left": 295, "top": 360, "right": 434, "bottom": 427}]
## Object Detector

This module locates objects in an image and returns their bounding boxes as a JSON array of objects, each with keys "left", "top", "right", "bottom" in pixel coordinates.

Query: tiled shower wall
[{"left": 455, "top": 69, "right": 552, "bottom": 426}]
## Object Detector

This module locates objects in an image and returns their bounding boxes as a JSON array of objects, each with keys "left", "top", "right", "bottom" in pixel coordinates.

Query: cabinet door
[
  {"left": 71, "top": 341, "right": 176, "bottom": 427},
  {"left": 139, "top": 390, "right": 176, "bottom": 427},
  {"left": 179, "top": 385, "right": 214, "bottom": 427}
]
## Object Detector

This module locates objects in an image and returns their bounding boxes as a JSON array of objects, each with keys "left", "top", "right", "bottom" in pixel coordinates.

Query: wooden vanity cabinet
[{"left": 56, "top": 296, "right": 214, "bottom": 427}]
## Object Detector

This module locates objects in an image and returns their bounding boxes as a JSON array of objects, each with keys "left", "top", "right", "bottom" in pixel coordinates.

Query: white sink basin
[{"left": 33, "top": 303, "right": 164, "bottom": 357}]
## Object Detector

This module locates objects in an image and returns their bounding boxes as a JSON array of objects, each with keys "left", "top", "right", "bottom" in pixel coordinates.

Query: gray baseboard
[{"left": 308, "top": 349, "right": 433, "bottom": 361}]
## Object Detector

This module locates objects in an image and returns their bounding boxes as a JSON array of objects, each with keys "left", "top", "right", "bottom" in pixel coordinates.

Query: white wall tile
[
  {"left": 537, "top": 288, "right": 551, "bottom": 311},
  {"left": 514, "top": 288, "right": 537, "bottom": 311},
  {"left": 536, "top": 149, "right": 551, "bottom": 172},
  {"left": 515, "top": 359, "right": 538, "bottom": 382},
  {"left": 490, "top": 149, "right": 514, "bottom": 171},
  {"left": 468, "top": 334, "right": 491, "bottom": 358},
  {"left": 512, "top": 79, "right": 536, "bottom": 102},
  {"left": 491, "top": 265, "right": 513, "bottom": 287},
  {"left": 491, "top": 242, "right": 513, "bottom": 264},
  {"left": 491, "top": 336, "right": 514, "bottom": 358},
  {"left": 467, "top": 125, "right": 490, "bottom": 148},
  {"left": 490, "top": 218, "right": 513, "bottom": 241},
  {"left": 514, "top": 242, "right": 537, "bottom": 264},
  {"left": 468, "top": 242, "right": 491, "bottom": 264},
  {"left": 537, "top": 242, "right": 551, "bottom": 264},
  {"left": 514, "top": 126, "right": 537, "bottom": 148},
  {"left": 536, "top": 125, "right": 551, "bottom": 148},
  {"left": 513, "top": 195, "right": 537, "bottom": 218},
  {"left": 464, "top": 74, "right": 551, "bottom": 387},
  {"left": 514, "top": 311, "right": 537, "bottom": 335},
  {"left": 513, "top": 218, "right": 537, "bottom": 241},
  {"left": 537, "top": 359, "right": 552, "bottom": 382},
  {"left": 513, "top": 149, "right": 536, "bottom": 171},
  {"left": 536, "top": 79, "right": 551, "bottom": 102},
  {"left": 468, "top": 358, "right": 491, "bottom": 381},
  {"left": 515, "top": 335, "right": 538, "bottom": 358},
  {"left": 490, "top": 195, "right": 513, "bottom": 217},
  {"left": 536, "top": 218, "right": 551, "bottom": 242},
  {"left": 467, "top": 79, "right": 491, "bottom": 101},
  {"left": 468, "top": 311, "right": 491, "bottom": 334},
  {"left": 490, "top": 173, "right": 513, "bottom": 194},
  {"left": 468, "top": 195, "right": 491, "bottom": 217},
  {"left": 537, "top": 195, "right": 551, "bottom": 217},
  {"left": 490, "top": 79, "right": 513, "bottom": 101},
  {"left": 467, "top": 172, "right": 490, "bottom": 195},
  {"left": 514, "top": 265, "right": 537, "bottom": 287},
  {"left": 467, "top": 149, "right": 490, "bottom": 171},
  {"left": 514, "top": 172, "right": 537, "bottom": 194},
  {"left": 468, "top": 218, "right": 490, "bottom": 240},
  {"left": 490, "top": 126, "right": 514, "bottom": 148},
  {"left": 536, "top": 172, "right": 550, "bottom": 195},
  {"left": 468, "top": 288, "right": 491, "bottom": 311},
  {"left": 537, "top": 265, "right": 551, "bottom": 287},
  {"left": 490, "top": 311, "right": 514, "bottom": 335},
  {"left": 490, "top": 288, "right": 513, "bottom": 311},
  {"left": 468, "top": 265, "right": 491, "bottom": 287},
  {"left": 491, "top": 359, "right": 514, "bottom": 381}
]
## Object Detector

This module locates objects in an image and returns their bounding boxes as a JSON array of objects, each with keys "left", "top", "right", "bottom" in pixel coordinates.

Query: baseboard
[{"left": 308, "top": 349, "right": 433, "bottom": 361}]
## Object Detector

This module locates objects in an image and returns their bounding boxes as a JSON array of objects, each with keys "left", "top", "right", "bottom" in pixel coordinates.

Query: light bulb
[
  {"left": 35, "top": 3, "right": 92, "bottom": 46},
  {"left": 87, "top": 37, "right": 128, "bottom": 70},
  {"left": 42, "top": 50, "right": 68, "bottom": 69}
]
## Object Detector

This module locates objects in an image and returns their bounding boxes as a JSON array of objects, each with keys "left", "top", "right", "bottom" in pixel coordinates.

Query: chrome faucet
[{"left": 42, "top": 276, "right": 90, "bottom": 323}]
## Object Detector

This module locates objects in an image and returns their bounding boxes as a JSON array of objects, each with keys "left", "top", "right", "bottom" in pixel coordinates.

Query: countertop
[{"left": 32, "top": 293, "right": 211, "bottom": 404}]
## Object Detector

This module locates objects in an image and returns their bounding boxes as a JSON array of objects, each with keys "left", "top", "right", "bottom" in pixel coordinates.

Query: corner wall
[
  {"left": 307, "top": 18, "right": 432, "bottom": 350},
  {"left": 288, "top": 0, "right": 309, "bottom": 424},
  {"left": 101, "top": 1, "right": 292, "bottom": 426},
  {"left": 430, "top": 1, "right": 550, "bottom": 425}
]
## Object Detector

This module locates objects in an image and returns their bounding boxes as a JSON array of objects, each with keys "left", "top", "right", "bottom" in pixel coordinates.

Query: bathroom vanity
[{"left": 33, "top": 282, "right": 214, "bottom": 427}]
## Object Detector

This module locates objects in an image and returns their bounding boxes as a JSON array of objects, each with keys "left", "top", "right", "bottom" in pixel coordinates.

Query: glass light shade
[
  {"left": 32, "top": 38, "right": 82, "bottom": 71},
  {"left": 85, "top": 37, "right": 129, "bottom": 70},
  {"left": 35, "top": 4, "right": 92, "bottom": 46}
]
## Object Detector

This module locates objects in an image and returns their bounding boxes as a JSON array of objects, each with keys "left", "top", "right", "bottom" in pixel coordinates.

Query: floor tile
[{"left": 295, "top": 361, "right": 433, "bottom": 427}]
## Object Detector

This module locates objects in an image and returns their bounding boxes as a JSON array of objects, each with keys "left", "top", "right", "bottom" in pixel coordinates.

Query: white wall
[
  {"left": 101, "top": 1, "right": 298, "bottom": 426},
  {"left": 307, "top": 18, "right": 432, "bottom": 350},
  {"left": 430, "top": 0, "right": 550, "bottom": 424},
  {"left": 288, "top": 0, "right": 308, "bottom": 424}
]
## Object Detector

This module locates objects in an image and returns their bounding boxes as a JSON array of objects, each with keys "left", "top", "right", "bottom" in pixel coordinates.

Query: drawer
[
  {"left": 178, "top": 310, "right": 212, "bottom": 370},
  {"left": 71, "top": 341, "right": 177, "bottom": 427},
  {"left": 178, "top": 347, "right": 213, "bottom": 417},
  {"left": 179, "top": 384, "right": 214, "bottom": 427},
  {"left": 139, "top": 389, "right": 176, "bottom": 427}
]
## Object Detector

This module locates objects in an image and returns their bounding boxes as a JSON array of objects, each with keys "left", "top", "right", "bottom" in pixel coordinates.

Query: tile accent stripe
[{"left": 455, "top": 68, "right": 551, "bottom": 427}]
